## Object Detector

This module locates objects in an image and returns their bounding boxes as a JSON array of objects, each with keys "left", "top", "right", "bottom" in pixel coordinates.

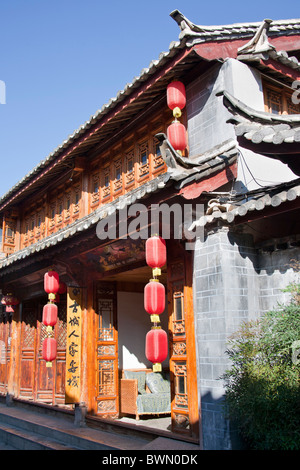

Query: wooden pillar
[
  {"left": 167, "top": 240, "right": 200, "bottom": 442},
  {"left": 80, "top": 278, "right": 95, "bottom": 412},
  {"left": 65, "top": 287, "right": 83, "bottom": 405}
]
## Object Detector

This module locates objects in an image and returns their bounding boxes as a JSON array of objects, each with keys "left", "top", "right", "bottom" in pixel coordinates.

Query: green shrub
[{"left": 223, "top": 287, "right": 300, "bottom": 450}]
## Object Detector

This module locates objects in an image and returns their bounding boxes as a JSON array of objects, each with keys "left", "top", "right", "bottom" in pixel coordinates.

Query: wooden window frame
[
  {"left": 101, "top": 166, "right": 111, "bottom": 202},
  {"left": 138, "top": 140, "right": 149, "bottom": 182},
  {"left": 263, "top": 80, "right": 300, "bottom": 115},
  {"left": 113, "top": 157, "right": 123, "bottom": 196},
  {"left": 64, "top": 192, "right": 71, "bottom": 222},
  {"left": 91, "top": 172, "right": 100, "bottom": 208},
  {"left": 124, "top": 148, "right": 135, "bottom": 190}
]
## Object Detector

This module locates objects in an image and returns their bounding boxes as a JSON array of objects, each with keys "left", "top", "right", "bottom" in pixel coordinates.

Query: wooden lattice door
[
  {"left": 167, "top": 242, "right": 199, "bottom": 440},
  {"left": 36, "top": 299, "right": 67, "bottom": 405},
  {"left": 95, "top": 282, "right": 119, "bottom": 418},
  {"left": 19, "top": 298, "right": 67, "bottom": 404},
  {"left": 19, "top": 301, "right": 37, "bottom": 400}
]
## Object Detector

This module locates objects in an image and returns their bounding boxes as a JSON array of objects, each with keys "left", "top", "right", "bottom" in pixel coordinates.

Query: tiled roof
[
  {"left": 0, "top": 173, "right": 170, "bottom": 270},
  {"left": 0, "top": 137, "right": 239, "bottom": 271},
  {"left": 222, "top": 90, "right": 300, "bottom": 144},
  {"left": 170, "top": 10, "right": 300, "bottom": 45},
  {"left": 156, "top": 134, "right": 238, "bottom": 189},
  {"left": 189, "top": 179, "right": 300, "bottom": 229},
  {"left": 1, "top": 13, "right": 300, "bottom": 209}
]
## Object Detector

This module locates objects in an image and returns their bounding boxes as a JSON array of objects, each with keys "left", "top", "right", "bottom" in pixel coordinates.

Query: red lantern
[
  {"left": 42, "top": 337, "right": 57, "bottom": 366},
  {"left": 144, "top": 280, "right": 165, "bottom": 315},
  {"left": 42, "top": 303, "right": 58, "bottom": 327},
  {"left": 44, "top": 270, "right": 59, "bottom": 294},
  {"left": 145, "top": 236, "right": 166, "bottom": 270},
  {"left": 146, "top": 328, "right": 168, "bottom": 371},
  {"left": 167, "top": 81, "right": 186, "bottom": 111},
  {"left": 1, "top": 294, "right": 19, "bottom": 312},
  {"left": 167, "top": 121, "right": 187, "bottom": 151}
]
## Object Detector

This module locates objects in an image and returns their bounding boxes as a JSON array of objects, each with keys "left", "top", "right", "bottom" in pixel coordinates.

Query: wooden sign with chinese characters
[{"left": 65, "top": 287, "right": 82, "bottom": 404}]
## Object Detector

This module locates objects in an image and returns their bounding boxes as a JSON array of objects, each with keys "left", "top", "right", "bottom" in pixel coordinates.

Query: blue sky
[{"left": 0, "top": 0, "right": 299, "bottom": 198}]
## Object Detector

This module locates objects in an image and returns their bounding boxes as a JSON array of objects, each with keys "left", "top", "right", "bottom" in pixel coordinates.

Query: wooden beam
[
  {"left": 179, "top": 162, "right": 237, "bottom": 199},
  {"left": 260, "top": 58, "right": 300, "bottom": 82},
  {"left": 193, "top": 35, "right": 300, "bottom": 61}
]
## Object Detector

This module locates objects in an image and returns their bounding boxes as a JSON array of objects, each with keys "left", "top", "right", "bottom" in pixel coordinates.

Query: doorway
[
  {"left": 18, "top": 297, "right": 67, "bottom": 404},
  {"left": 93, "top": 241, "right": 199, "bottom": 441}
]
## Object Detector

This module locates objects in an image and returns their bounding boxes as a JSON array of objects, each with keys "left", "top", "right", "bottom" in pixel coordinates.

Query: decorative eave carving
[
  {"left": 170, "top": 10, "right": 300, "bottom": 47},
  {"left": 155, "top": 133, "right": 238, "bottom": 189},
  {"left": 170, "top": 10, "right": 209, "bottom": 39},
  {"left": 237, "top": 19, "right": 276, "bottom": 58},
  {"left": 219, "top": 90, "right": 300, "bottom": 175}
]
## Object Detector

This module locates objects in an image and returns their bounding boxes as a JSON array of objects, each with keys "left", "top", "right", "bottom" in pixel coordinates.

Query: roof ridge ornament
[
  {"left": 237, "top": 18, "right": 276, "bottom": 56},
  {"left": 170, "top": 10, "right": 208, "bottom": 37}
]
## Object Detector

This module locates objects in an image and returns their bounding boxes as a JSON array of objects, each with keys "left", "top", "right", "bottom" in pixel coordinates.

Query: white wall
[
  {"left": 235, "top": 148, "right": 297, "bottom": 192},
  {"left": 224, "top": 58, "right": 264, "bottom": 111},
  {"left": 117, "top": 291, "right": 169, "bottom": 370}
]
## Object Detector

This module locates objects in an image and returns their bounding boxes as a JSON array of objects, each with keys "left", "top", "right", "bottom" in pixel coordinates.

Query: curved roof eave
[{"left": 1, "top": 13, "right": 300, "bottom": 211}]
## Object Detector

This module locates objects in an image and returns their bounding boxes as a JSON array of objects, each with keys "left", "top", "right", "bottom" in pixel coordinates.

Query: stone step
[
  {"left": 0, "top": 403, "right": 149, "bottom": 450},
  {"left": 0, "top": 422, "right": 78, "bottom": 450}
]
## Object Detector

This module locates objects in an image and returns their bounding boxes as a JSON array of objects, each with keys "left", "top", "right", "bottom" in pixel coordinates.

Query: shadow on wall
[
  {"left": 117, "top": 291, "right": 169, "bottom": 370},
  {"left": 200, "top": 390, "right": 248, "bottom": 450},
  {"left": 227, "top": 229, "right": 300, "bottom": 275}
]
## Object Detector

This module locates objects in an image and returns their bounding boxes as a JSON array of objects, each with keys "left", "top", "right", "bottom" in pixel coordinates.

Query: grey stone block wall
[
  {"left": 193, "top": 228, "right": 300, "bottom": 449},
  {"left": 193, "top": 228, "right": 258, "bottom": 449},
  {"left": 186, "top": 59, "right": 264, "bottom": 159},
  {"left": 257, "top": 248, "right": 299, "bottom": 313},
  {"left": 186, "top": 63, "right": 234, "bottom": 157}
]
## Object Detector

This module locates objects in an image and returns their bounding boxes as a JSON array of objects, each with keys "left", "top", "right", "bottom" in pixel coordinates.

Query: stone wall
[{"left": 193, "top": 228, "right": 300, "bottom": 449}]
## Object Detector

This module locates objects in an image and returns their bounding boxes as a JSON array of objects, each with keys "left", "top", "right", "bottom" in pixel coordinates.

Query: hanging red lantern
[
  {"left": 167, "top": 121, "right": 187, "bottom": 151},
  {"left": 167, "top": 81, "right": 186, "bottom": 111},
  {"left": 42, "top": 303, "right": 58, "bottom": 328},
  {"left": 42, "top": 337, "right": 57, "bottom": 367},
  {"left": 145, "top": 236, "right": 166, "bottom": 273},
  {"left": 1, "top": 294, "right": 19, "bottom": 312},
  {"left": 145, "top": 328, "right": 168, "bottom": 372},
  {"left": 58, "top": 282, "right": 67, "bottom": 294},
  {"left": 44, "top": 270, "right": 60, "bottom": 294},
  {"left": 144, "top": 280, "right": 165, "bottom": 317}
]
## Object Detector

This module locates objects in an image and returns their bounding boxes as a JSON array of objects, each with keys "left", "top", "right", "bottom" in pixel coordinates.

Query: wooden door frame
[
  {"left": 167, "top": 240, "right": 200, "bottom": 441},
  {"left": 18, "top": 300, "right": 38, "bottom": 400},
  {"left": 93, "top": 281, "right": 119, "bottom": 418}
]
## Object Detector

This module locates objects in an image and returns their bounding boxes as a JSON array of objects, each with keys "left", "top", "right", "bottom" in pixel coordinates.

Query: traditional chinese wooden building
[{"left": 0, "top": 11, "right": 300, "bottom": 449}]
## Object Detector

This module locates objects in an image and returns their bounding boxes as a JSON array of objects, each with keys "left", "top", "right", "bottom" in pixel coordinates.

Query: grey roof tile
[
  {"left": 222, "top": 91, "right": 300, "bottom": 145},
  {"left": 190, "top": 180, "right": 300, "bottom": 229}
]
